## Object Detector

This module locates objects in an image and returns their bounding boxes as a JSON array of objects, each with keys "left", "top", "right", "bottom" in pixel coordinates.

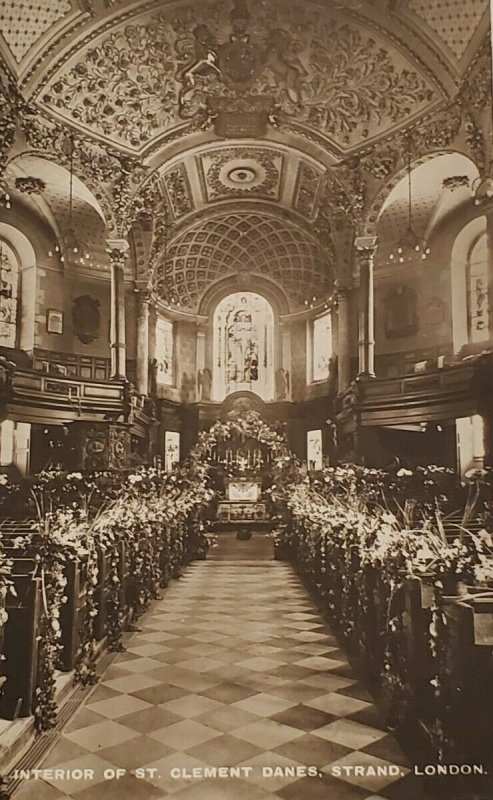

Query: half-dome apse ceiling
[{"left": 157, "top": 211, "right": 332, "bottom": 311}]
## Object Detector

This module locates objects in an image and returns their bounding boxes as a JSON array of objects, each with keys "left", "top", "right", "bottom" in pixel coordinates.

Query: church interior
[{"left": 0, "top": 0, "right": 492, "bottom": 799}]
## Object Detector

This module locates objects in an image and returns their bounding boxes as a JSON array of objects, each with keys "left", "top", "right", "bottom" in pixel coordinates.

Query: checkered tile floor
[{"left": 14, "top": 533, "right": 423, "bottom": 800}]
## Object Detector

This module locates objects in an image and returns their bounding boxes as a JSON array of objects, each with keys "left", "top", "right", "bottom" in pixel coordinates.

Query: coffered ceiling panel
[{"left": 157, "top": 210, "right": 332, "bottom": 311}]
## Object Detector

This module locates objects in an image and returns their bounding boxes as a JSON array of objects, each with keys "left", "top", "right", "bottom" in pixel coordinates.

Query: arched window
[
  {"left": 213, "top": 292, "right": 274, "bottom": 401},
  {"left": 0, "top": 240, "right": 19, "bottom": 348},
  {"left": 451, "top": 218, "right": 489, "bottom": 353},
  {"left": 466, "top": 233, "right": 488, "bottom": 343}
]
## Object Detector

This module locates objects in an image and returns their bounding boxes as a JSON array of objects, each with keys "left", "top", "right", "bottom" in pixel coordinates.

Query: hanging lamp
[
  {"left": 48, "top": 135, "right": 90, "bottom": 265},
  {"left": 388, "top": 136, "right": 430, "bottom": 264}
]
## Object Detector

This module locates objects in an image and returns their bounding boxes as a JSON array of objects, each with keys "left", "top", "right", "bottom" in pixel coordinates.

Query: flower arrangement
[
  {"left": 193, "top": 410, "right": 287, "bottom": 454},
  {"left": 0, "top": 465, "right": 216, "bottom": 733},
  {"left": 270, "top": 460, "right": 493, "bottom": 759}
]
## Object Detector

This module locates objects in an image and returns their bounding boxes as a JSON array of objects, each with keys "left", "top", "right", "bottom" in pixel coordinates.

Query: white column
[
  {"left": 13, "top": 422, "right": 30, "bottom": 476},
  {"left": 337, "top": 290, "right": 350, "bottom": 391},
  {"left": 487, "top": 215, "right": 493, "bottom": 340},
  {"left": 107, "top": 239, "right": 129, "bottom": 379},
  {"left": 355, "top": 236, "right": 377, "bottom": 377},
  {"left": 136, "top": 292, "right": 150, "bottom": 394}
]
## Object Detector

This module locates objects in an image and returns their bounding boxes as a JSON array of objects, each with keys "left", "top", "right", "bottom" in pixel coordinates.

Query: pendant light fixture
[
  {"left": 389, "top": 134, "right": 430, "bottom": 264},
  {"left": 48, "top": 135, "right": 90, "bottom": 265}
]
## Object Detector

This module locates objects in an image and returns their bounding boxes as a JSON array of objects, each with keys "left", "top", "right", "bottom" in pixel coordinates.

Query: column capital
[
  {"left": 106, "top": 238, "right": 130, "bottom": 268},
  {"left": 354, "top": 235, "right": 378, "bottom": 254},
  {"left": 135, "top": 285, "right": 153, "bottom": 305}
]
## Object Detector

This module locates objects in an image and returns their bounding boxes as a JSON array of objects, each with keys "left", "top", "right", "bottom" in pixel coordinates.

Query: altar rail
[{"left": 337, "top": 358, "right": 481, "bottom": 430}]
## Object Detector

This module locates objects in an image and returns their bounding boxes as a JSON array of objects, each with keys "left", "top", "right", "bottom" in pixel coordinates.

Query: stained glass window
[
  {"left": 213, "top": 292, "right": 274, "bottom": 401},
  {"left": 467, "top": 234, "right": 489, "bottom": 343},
  {"left": 155, "top": 318, "right": 174, "bottom": 385},
  {"left": 0, "top": 242, "right": 18, "bottom": 348}
]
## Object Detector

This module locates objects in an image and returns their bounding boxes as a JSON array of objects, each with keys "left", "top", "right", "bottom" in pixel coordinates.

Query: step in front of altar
[{"left": 216, "top": 500, "right": 267, "bottom": 523}]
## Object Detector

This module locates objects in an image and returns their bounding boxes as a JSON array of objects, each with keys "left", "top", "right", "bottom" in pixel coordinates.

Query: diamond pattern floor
[{"left": 13, "top": 533, "right": 422, "bottom": 800}]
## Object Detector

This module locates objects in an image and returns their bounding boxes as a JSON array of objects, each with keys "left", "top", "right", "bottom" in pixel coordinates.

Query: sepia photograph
[{"left": 0, "top": 0, "right": 492, "bottom": 798}]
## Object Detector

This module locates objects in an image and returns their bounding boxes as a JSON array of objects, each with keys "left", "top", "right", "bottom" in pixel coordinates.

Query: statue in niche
[
  {"left": 198, "top": 368, "right": 212, "bottom": 401},
  {"left": 275, "top": 367, "right": 289, "bottom": 401},
  {"left": 148, "top": 358, "right": 158, "bottom": 396},
  {"left": 180, "top": 372, "right": 196, "bottom": 404},
  {"left": 72, "top": 295, "right": 100, "bottom": 345},
  {"left": 384, "top": 285, "right": 418, "bottom": 340}
]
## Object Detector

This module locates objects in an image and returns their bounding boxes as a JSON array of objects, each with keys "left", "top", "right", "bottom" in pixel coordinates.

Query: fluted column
[
  {"left": 337, "top": 290, "right": 351, "bottom": 391},
  {"left": 355, "top": 236, "right": 377, "bottom": 378},
  {"left": 107, "top": 239, "right": 129, "bottom": 379},
  {"left": 136, "top": 291, "right": 150, "bottom": 394}
]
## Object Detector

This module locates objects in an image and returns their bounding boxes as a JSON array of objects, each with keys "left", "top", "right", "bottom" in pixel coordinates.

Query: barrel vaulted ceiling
[
  {"left": 0, "top": 0, "right": 491, "bottom": 312},
  {"left": 1, "top": 0, "right": 489, "bottom": 156}
]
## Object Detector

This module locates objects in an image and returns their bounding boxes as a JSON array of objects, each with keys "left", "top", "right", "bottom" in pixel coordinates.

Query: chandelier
[
  {"left": 48, "top": 135, "right": 90, "bottom": 265},
  {"left": 389, "top": 136, "right": 430, "bottom": 264}
]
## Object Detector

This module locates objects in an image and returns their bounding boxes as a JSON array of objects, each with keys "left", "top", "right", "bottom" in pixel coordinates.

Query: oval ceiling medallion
[
  {"left": 227, "top": 166, "right": 257, "bottom": 185},
  {"left": 219, "top": 159, "right": 266, "bottom": 191}
]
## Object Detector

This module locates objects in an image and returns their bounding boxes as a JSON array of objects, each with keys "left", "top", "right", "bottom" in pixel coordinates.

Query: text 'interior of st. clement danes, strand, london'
[{"left": 0, "top": 1, "right": 493, "bottom": 799}]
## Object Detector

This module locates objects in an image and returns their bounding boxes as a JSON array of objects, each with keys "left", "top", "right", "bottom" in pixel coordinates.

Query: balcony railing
[
  {"left": 5, "top": 367, "right": 128, "bottom": 424},
  {"left": 337, "top": 357, "right": 484, "bottom": 429}
]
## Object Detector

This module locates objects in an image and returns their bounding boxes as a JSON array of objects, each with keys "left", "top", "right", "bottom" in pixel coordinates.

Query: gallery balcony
[
  {"left": 336, "top": 354, "right": 491, "bottom": 432},
  {"left": 6, "top": 367, "right": 130, "bottom": 426}
]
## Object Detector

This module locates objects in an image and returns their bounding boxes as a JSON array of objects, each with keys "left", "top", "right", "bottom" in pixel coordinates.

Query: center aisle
[{"left": 16, "top": 533, "right": 422, "bottom": 800}]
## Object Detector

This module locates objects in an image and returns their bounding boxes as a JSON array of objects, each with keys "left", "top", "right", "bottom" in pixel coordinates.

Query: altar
[
  {"left": 216, "top": 477, "right": 267, "bottom": 525},
  {"left": 206, "top": 423, "right": 273, "bottom": 529}
]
